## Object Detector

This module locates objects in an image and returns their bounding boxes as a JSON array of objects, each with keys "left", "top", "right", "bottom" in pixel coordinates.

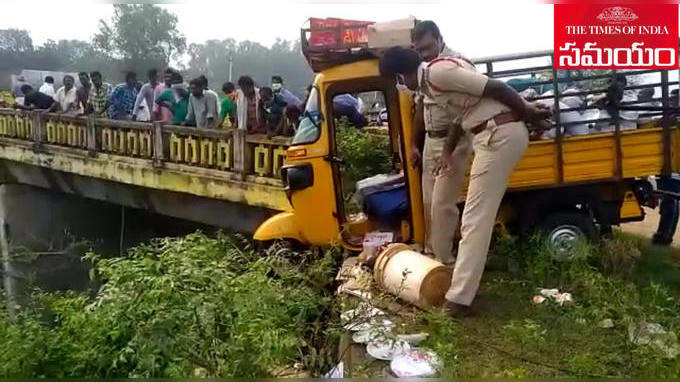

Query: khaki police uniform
[
  {"left": 419, "top": 47, "right": 473, "bottom": 264},
  {"left": 420, "top": 58, "right": 529, "bottom": 306}
]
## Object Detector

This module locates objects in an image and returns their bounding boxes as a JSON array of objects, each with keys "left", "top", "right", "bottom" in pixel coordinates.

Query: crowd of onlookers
[{"left": 6, "top": 69, "right": 310, "bottom": 137}]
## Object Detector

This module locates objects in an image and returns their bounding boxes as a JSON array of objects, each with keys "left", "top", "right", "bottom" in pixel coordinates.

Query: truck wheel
[{"left": 540, "top": 212, "right": 596, "bottom": 256}]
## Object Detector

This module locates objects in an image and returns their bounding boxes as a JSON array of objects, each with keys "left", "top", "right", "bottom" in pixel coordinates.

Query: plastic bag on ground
[
  {"left": 390, "top": 349, "right": 441, "bottom": 377},
  {"left": 324, "top": 362, "right": 344, "bottom": 378}
]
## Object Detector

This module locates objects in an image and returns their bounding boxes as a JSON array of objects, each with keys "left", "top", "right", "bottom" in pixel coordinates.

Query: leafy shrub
[
  {"left": 0, "top": 232, "right": 340, "bottom": 378},
  {"left": 336, "top": 118, "right": 393, "bottom": 195}
]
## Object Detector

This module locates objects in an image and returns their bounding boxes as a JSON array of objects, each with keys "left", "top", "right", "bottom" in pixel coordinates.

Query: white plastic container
[{"left": 373, "top": 243, "right": 452, "bottom": 308}]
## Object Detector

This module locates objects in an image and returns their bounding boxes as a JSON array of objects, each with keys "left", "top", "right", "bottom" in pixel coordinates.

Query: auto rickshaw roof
[{"left": 301, "top": 17, "right": 415, "bottom": 73}]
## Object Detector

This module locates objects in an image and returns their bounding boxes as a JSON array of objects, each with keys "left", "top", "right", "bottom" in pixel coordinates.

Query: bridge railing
[{"left": 0, "top": 109, "right": 292, "bottom": 181}]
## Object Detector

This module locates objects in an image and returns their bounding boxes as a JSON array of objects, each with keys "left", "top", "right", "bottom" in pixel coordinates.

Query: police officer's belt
[
  {"left": 471, "top": 111, "right": 520, "bottom": 135},
  {"left": 426, "top": 130, "right": 448, "bottom": 138}
]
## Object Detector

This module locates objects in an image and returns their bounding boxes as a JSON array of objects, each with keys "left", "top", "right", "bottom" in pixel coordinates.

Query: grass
[
  {"left": 2, "top": 228, "right": 680, "bottom": 377},
  {"left": 418, "top": 231, "right": 680, "bottom": 377},
  {"left": 343, "top": 230, "right": 680, "bottom": 378}
]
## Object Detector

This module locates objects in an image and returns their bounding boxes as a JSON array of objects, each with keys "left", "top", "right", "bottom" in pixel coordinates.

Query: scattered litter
[
  {"left": 336, "top": 258, "right": 374, "bottom": 302},
  {"left": 396, "top": 332, "right": 429, "bottom": 346},
  {"left": 336, "top": 256, "right": 359, "bottom": 281},
  {"left": 539, "top": 288, "right": 559, "bottom": 298},
  {"left": 599, "top": 319, "right": 615, "bottom": 329},
  {"left": 353, "top": 328, "right": 389, "bottom": 344},
  {"left": 341, "top": 304, "right": 385, "bottom": 323},
  {"left": 338, "top": 284, "right": 373, "bottom": 300},
  {"left": 628, "top": 322, "right": 680, "bottom": 359},
  {"left": 535, "top": 288, "right": 574, "bottom": 305},
  {"left": 324, "top": 362, "right": 344, "bottom": 378},
  {"left": 360, "top": 231, "right": 394, "bottom": 263},
  {"left": 390, "top": 349, "right": 441, "bottom": 378},
  {"left": 554, "top": 292, "right": 573, "bottom": 306},
  {"left": 337, "top": 280, "right": 373, "bottom": 301},
  {"left": 336, "top": 261, "right": 372, "bottom": 286},
  {"left": 345, "top": 317, "right": 395, "bottom": 332},
  {"left": 366, "top": 339, "right": 411, "bottom": 360}
]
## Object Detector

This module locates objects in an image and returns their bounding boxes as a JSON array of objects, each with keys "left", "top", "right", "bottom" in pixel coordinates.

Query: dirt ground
[{"left": 620, "top": 207, "right": 680, "bottom": 247}]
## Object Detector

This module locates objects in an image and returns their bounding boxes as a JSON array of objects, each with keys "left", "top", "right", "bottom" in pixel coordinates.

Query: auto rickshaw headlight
[{"left": 282, "top": 164, "right": 314, "bottom": 191}]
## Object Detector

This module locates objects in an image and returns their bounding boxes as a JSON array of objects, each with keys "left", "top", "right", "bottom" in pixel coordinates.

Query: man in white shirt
[
  {"left": 132, "top": 69, "right": 160, "bottom": 121},
  {"left": 49, "top": 75, "right": 80, "bottom": 113},
  {"left": 39, "top": 76, "right": 56, "bottom": 98}
]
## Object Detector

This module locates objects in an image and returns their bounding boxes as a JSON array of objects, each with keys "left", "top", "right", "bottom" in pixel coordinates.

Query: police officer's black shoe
[{"left": 441, "top": 300, "right": 473, "bottom": 318}]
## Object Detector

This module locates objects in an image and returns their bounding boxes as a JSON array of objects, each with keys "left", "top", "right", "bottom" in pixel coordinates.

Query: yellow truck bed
[{"left": 508, "top": 126, "right": 678, "bottom": 190}]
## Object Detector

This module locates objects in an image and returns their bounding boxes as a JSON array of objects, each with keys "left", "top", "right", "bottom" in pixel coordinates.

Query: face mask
[
  {"left": 396, "top": 83, "right": 414, "bottom": 95},
  {"left": 272, "top": 83, "right": 282, "bottom": 91}
]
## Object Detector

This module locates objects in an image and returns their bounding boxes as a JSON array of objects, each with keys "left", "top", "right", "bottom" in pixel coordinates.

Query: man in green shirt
[
  {"left": 155, "top": 73, "right": 189, "bottom": 125},
  {"left": 219, "top": 82, "right": 237, "bottom": 128}
]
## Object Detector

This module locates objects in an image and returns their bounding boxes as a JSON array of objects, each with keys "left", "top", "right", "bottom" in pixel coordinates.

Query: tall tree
[
  {"left": 0, "top": 29, "right": 33, "bottom": 53},
  {"left": 94, "top": 4, "right": 186, "bottom": 72}
]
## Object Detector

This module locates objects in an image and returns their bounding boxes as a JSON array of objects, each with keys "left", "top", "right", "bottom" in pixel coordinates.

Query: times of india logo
[{"left": 596, "top": 6, "right": 639, "bottom": 25}]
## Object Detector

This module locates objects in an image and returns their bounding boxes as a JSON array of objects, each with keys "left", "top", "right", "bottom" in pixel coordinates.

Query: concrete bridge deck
[{"left": 0, "top": 109, "right": 292, "bottom": 232}]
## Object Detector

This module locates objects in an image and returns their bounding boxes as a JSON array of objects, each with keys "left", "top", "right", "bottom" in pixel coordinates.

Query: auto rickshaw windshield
[{"left": 292, "top": 86, "right": 322, "bottom": 145}]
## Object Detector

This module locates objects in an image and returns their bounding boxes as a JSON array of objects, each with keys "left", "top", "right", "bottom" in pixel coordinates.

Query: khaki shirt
[
  {"left": 419, "top": 46, "right": 472, "bottom": 132},
  {"left": 420, "top": 58, "right": 510, "bottom": 132}
]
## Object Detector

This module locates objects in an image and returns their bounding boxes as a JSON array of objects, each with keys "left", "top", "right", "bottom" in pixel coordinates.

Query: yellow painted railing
[{"left": 0, "top": 109, "right": 292, "bottom": 181}]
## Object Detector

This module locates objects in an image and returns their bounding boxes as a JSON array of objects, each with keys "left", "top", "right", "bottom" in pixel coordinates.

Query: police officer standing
[
  {"left": 379, "top": 47, "right": 550, "bottom": 317},
  {"left": 411, "top": 21, "right": 472, "bottom": 264}
]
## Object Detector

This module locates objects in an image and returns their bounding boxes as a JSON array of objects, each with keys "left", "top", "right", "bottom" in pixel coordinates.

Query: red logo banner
[{"left": 554, "top": 2, "right": 678, "bottom": 69}]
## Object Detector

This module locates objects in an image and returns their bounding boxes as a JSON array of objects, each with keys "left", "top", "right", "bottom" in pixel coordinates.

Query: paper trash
[{"left": 362, "top": 231, "right": 394, "bottom": 262}]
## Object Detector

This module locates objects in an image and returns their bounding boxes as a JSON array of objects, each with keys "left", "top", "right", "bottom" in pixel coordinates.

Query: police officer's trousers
[
  {"left": 422, "top": 133, "right": 471, "bottom": 264},
  {"left": 445, "top": 121, "right": 528, "bottom": 306}
]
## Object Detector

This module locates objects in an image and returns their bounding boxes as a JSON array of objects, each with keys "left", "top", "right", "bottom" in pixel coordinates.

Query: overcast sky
[{"left": 0, "top": 0, "right": 554, "bottom": 59}]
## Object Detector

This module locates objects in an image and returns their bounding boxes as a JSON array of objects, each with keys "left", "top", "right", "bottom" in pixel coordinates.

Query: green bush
[
  {"left": 0, "top": 232, "right": 340, "bottom": 378},
  {"left": 336, "top": 119, "right": 393, "bottom": 195}
]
